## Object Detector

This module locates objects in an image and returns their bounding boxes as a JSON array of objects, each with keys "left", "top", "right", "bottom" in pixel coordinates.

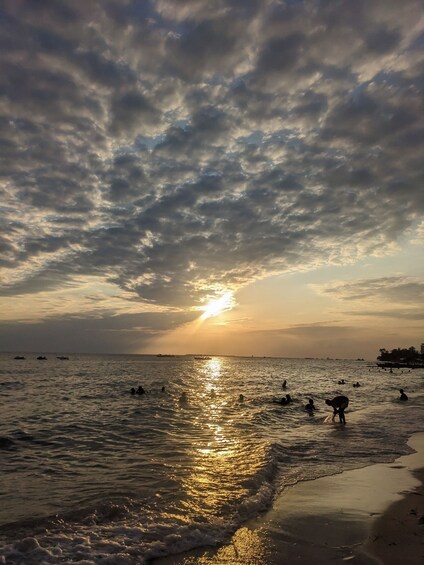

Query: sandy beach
[
  {"left": 365, "top": 466, "right": 424, "bottom": 565},
  {"left": 153, "top": 432, "right": 424, "bottom": 564}
]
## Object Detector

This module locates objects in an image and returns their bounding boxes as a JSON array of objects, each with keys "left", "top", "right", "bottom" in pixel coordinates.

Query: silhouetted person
[
  {"left": 325, "top": 395, "right": 349, "bottom": 424},
  {"left": 238, "top": 394, "right": 245, "bottom": 402},
  {"left": 179, "top": 392, "right": 188, "bottom": 403},
  {"left": 275, "top": 396, "right": 287, "bottom": 405},
  {"left": 136, "top": 385, "right": 145, "bottom": 395},
  {"left": 130, "top": 387, "right": 136, "bottom": 395},
  {"left": 353, "top": 382, "right": 361, "bottom": 388},
  {"left": 282, "top": 380, "right": 287, "bottom": 389},
  {"left": 161, "top": 386, "right": 166, "bottom": 392},
  {"left": 399, "top": 389, "right": 408, "bottom": 401},
  {"left": 274, "top": 393, "right": 292, "bottom": 406},
  {"left": 305, "top": 398, "right": 315, "bottom": 412},
  {"left": 338, "top": 379, "right": 346, "bottom": 385}
]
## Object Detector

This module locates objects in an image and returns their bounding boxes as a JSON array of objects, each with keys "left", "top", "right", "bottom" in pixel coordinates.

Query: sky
[{"left": 1, "top": 0, "right": 423, "bottom": 359}]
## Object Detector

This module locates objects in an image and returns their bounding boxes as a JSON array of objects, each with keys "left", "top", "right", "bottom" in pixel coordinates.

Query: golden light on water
[
  {"left": 205, "top": 357, "right": 222, "bottom": 380},
  {"left": 179, "top": 356, "right": 244, "bottom": 516},
  {"left": 194, "top": 527, "right": 269, "bottom": 564},
  {"left": 200, "top": 291, "right": 235, "bottom": 320}
]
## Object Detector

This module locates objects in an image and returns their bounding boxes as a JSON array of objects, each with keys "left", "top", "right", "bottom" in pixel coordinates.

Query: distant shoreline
[{"left": 2, "top": 351, "right": 374, "bottom": 362}]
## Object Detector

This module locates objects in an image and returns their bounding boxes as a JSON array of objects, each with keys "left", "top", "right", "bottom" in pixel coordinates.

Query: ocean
[{"left": 0, "top": 353, "right": 423, "bottom": 564}]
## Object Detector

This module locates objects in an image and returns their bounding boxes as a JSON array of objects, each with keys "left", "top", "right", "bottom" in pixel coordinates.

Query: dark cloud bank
[{"left": 0, "top": 0, "right": 423, "bottom": 349}]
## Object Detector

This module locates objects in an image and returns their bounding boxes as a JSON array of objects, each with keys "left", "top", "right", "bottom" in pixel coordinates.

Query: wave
[
  {"left": 1, "top": 357, "right": 423, "bottom": 564},
  {"left": 0, "top": 442, "right": 280, "bottom": 564}
]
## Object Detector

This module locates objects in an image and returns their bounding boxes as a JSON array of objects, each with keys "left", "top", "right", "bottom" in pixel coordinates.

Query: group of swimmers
[
  {"left": 130, "top": 387, "right": 216, "bottom": 404},
  {"left": 275, "top": 391, "right": 347, "bottom": 422},
  {"left": 130, "top": 385, "right": 146, "bottom": 395},
  {"left": 274, "top": 379, "right": 410, "bottom": 424},
  {"left": 338, "top": 379, "right": 361, "bottom": 387},
  {"left": 279, "top": 380, "right": 315, "bottom": 411},
  {"left": 277, "top": 379, "right": 348, "bottom": 421},
  {"left": 129, "top": 380, "right": 410, "bottom": 423},
  {"left": 274, "top": 393, "right": 293, "bottom": 406},
  {"left": 131, "top": 385, "right": 166, "bottom": 395}
]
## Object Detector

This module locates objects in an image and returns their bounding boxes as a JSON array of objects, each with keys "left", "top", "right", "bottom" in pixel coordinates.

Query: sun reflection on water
[
  {"left": 179, "top": 356, "right": 245, "bottom": 515},
  {"left": 205, "top": 357, "right": 222, "bottom": 379},
  {"left": 192, "top": 526, "right": 270, "bottom": 564}
]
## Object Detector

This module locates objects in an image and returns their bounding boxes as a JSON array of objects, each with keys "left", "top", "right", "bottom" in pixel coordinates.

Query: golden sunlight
[{"left": 200, "top": 291, "right": 235, "bottom": 320}]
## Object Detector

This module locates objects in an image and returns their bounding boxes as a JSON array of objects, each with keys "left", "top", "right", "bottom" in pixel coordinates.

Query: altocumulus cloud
[{"left": 1, "top": 1, "right": 423, "bottom": 329}]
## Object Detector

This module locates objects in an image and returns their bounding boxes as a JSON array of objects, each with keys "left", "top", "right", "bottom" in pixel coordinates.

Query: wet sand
[
  {"left": 152, "top": 432, "right": 424, "bottom": 564},
  {"left": 365, "top": 466, "right": 424, "bottom": 565}
]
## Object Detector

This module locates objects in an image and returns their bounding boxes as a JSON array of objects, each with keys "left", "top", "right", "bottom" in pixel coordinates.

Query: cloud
[
  {"left": 109, "top": 90, "right": 162, "bottom": 137},
  {"left": 343, "top": 309, "right": 424, "bottom": 321},
  {"left": 313, "top": 276, "right": 424, "bottom": 305},
  {"left": 253, "top": 322, "right": 354, "bottom": 339},
  {"left": 0, "top": 310, "right": 197, "bottom": 354},
  {"left": 0, "top": 0, "right": 423, "bottom": 324}
]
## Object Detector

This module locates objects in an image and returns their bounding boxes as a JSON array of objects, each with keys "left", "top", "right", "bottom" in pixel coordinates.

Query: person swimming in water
[
  {"left": 305, "top": 398, "right": 315, "bottom": 412},
  {"left": 179, "top": 392, "right": 188, "bottom": 403},
  {"left": 130, "top": 387, "right": 136, "bottom": 395},
  {"left": 275, "top": 393, "right": 292, "bottom": 406},
  {"left": 282, "top": 380, "right": 287, "bottom": 389},
  {"left": 399, "top": 389, "right": 408, "bottom": 401},
  {"left": 238, "top": 394, "right": 245, "bottom": 402},
  {"left": 136, "top": 385, "right": 145, "bottom": 395},
  {"left": 325, "top": 395, "right": 349, "bottom": 424},
  {"left": 352, "top": 382, "right": 361, "bottom": 388}
]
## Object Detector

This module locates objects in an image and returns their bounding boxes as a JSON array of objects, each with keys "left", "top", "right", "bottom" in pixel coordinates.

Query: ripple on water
[{"left": 0, "top": 355, "right": 423, "bottom": 563}]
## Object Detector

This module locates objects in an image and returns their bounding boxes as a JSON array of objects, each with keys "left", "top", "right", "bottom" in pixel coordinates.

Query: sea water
[{"left": 0, "top": 353, "right": 423, "bottom": 564}]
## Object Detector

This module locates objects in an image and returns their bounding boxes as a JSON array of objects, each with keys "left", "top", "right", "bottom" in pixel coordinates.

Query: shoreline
[{"left": 152, "top": 432, "right": 424, "bottom": 564}]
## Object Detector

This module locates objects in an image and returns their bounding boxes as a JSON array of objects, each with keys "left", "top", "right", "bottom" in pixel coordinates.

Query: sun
[{"left": 200, "top": 291, "right": 235, "bottom": 320}]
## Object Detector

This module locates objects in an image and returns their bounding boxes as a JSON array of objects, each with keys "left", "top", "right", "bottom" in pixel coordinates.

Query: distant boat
[
  {"left": 14, "top": 356, "right": 25, "bottom": 360},
  {"left": 194, "top": 356, "right": 212, "bottom": 360},
  {"left": 56, "top": 356, "right": 69, "bottom": 360},
  {"left": 36, "top": 356, "right": 47, "bottom": 360},
  {"left": 156, "top": 354, "right": 176, "bottom": 357}
]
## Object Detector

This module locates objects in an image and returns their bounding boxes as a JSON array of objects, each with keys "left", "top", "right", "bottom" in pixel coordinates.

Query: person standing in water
[{"left": 325, "top": 395, "right": 349, "bottom": 424}]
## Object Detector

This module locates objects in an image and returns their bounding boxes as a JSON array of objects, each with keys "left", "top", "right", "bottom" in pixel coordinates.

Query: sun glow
[{"left": 200, "top": 291, "right": 235, "bottom": 320}]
